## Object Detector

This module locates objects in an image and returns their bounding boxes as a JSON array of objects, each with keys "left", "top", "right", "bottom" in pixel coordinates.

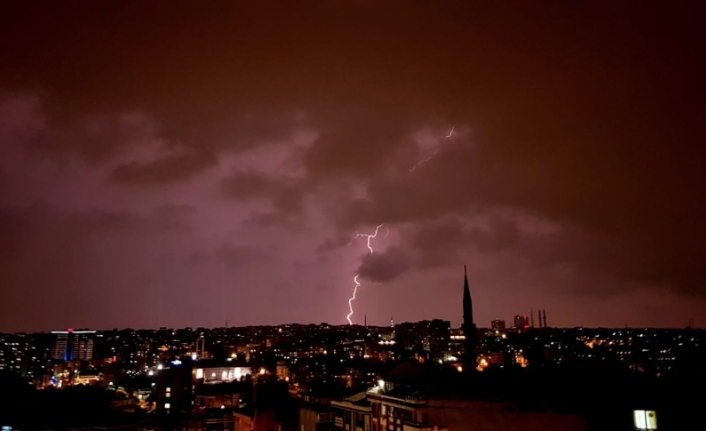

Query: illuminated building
[
  {"left": 51, "top": 329, "right": 95, "bottom": 361},
  {"left": 194, "top": 365, "right": 251, "bottom": 384},
  {"left": 276, "top": 361, "right": 290, "bottom": 381},
  {"left": 394, "top": 320, "right": 450, "bottom": 360},
  {"left": 155, "top": 357, "right": 194, "bottom": 416},
  {"left": 367, "top": 381, "right": 447, "bottom": 431},
  {"left": 491, "top": 319, "right": 506, "bottom": 332},
  {"left": 331, "top": 392, "right": 371, "bottom": 431},
  {"left": 427, "top": 319, "right": 450, "bottom": 360},
  {"left": 513, "top": 315, "right": 529, "bottom": 329}
]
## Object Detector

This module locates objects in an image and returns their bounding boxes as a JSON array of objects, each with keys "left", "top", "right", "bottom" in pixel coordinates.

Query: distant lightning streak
[
  {"left": 344, "top": 125, "right": 457, "bottom": 325},
  {"left": 410, "top": 126, "right": 455, "bottom": 172},
  {"left": 351, "top": 223, "right": 384, "bottom": 255},
  {"left": 346, "top": 223, "right": 384, "bottom": 325},
  {"left": 346, "top": 275, "right": 361, "bottom": 325}
]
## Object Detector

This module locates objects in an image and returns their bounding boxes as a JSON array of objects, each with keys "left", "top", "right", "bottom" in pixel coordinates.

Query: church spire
[
  {"left": 463, "top": 265, "right": 473, "bottom": 327},
  {"left": 462, "top": 265, "right": 476, "bottom": 366}
]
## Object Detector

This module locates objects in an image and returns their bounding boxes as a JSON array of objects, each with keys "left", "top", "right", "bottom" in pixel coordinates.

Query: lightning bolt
[
  {"left": 350, "top": 223, "right": 384, "bottom": 254},
  {"left": 346, "top": 275, "right": 361, "bottom": 325},
  {"left": 410, "top": 126, "right": 455, "bottom": 172},
  {"left": 344, "top": 124, "right": 457, "bottom": 325},
  {"left": 346, "top": 223, "right": 384, "bottom": 325}
]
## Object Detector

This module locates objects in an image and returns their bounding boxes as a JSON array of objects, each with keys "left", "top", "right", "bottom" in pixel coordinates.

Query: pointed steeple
[
  {"left": 462, "top": 265, "right": 476, "bottom": 366},
  {"left": 463, "top": 265, "right": 473, "bottom": 327}
]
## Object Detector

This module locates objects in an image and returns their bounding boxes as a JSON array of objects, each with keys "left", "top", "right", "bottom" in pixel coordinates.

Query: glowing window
[{"left": 633, "top": 410, "right": 657, "bottom": 430}]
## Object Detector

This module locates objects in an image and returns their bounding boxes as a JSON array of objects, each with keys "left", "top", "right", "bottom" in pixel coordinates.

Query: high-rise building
[
  {"left": 428, "top": 319, "right": 450, "bottom": 360},
  {"left": 513, "top": 315, "right": 529, "bottom": 329},
  {"left": 462, "top": 266, "right": 476, "bottom": 364},
  {"left": 51, "top": 329, "right": 95, "bottom": 361},
  {"left": 491, "top": 319, "right": 506, "bottom": 332},
  {"left": 156, "top": 357, "right": 194, "bottom": 416}
]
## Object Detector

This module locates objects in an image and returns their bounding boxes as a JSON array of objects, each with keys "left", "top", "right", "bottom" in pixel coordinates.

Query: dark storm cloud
[
  {"left": 410, "top": 216, "right": 518, "bottom": 253},
  {"left": 112, "top": 149, "right": 217, "bottom": 185},
  {"left": 351, "top": 215, "right": 520, "bottom": 284},
  {"left": 185, "top": 243, "right": 276, "bottom": 269},
  {"left": 0, "top": 204, "right": 196, "bottom": 330},
  {"left": 357, "top": 246, "right": 414, "bottom": 283},
  {"left": 215, "top": 244, "right": 277, "bottom": 270},
  {"left": 221, "top": 170, "right": 306, "bottom": 214},
  {"left": 315, "top": 231, "right": 357, "bottom": 254},
  {"left": 0, "top": 206, "right": 94, "bottom": 329},
  {"left": 1, "top": 2, "right": 705, "bottom": 328},
  {"left": 400, "top": 215, "right": 521, "bottom": 269},
  {"left": 0, "top": 168, "right": 7, "bottom": 198},
  {"left": 302, "top": 113, "right": 418, "bottom": 180},
  {"left": 0, "top": 203, "right": 195, "bottom": 242},
  {"left": 331, "top": 115, "right": 706, "bottom": 296},
  {"left": 390, "top": 214, "right": 702, "bottom": 298},
  {"left": 314, "top": 283, "right": 335, "bottom": 293},
  {"left": 64, "top": 204, "right": 197, "bottom": 234},
  {"left": 0, "top": 97, "right": 158, "bottom": 162}
]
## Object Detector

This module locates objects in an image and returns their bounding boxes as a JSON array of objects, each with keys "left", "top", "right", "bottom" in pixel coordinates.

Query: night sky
[{"left": 1, "top": 2, "right": 705, "bottom": 332}]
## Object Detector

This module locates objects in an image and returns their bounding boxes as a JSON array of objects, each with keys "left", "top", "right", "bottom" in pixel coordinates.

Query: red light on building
[{"left": 67, "top": 327, "right": 73, "bottom": 333}]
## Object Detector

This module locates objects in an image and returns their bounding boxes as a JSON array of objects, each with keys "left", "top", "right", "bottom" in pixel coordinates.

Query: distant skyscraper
[
  {"left": 428, "top": 319, "right": 451, "bottom": 360},
  {"left": 462, "top": 265, "right": 476, "bottom": 364},
  {"left": 513, "top": 315, "right": 529, "bottom": 329},
  {"left": 491, "top": 319, "right": 506, "bottom": 332},
  {"left": 51, "top": 329, "right": 95, "bottom": 361}
]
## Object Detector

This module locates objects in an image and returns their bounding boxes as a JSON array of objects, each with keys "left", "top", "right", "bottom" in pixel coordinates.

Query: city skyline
[{"left": 2, "top": 2, "right": 706, "bottom": 332}]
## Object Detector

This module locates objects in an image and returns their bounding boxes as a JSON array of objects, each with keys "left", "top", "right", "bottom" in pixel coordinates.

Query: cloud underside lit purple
[{"left": 0, "top": 2, "right": 705, "bottom": 331}]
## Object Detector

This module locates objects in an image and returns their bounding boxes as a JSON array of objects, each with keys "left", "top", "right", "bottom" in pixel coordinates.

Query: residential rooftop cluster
[{"left": 0, "top": 270, "right": 702, "bottom": 430}]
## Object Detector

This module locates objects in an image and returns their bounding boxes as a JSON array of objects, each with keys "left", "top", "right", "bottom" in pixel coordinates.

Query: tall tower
[
  {"left": 462, "top": 265, "right": 476, "bottom": 364},
  {"left": 542, "top": 309, "right": 547, "bottom": 328}
]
